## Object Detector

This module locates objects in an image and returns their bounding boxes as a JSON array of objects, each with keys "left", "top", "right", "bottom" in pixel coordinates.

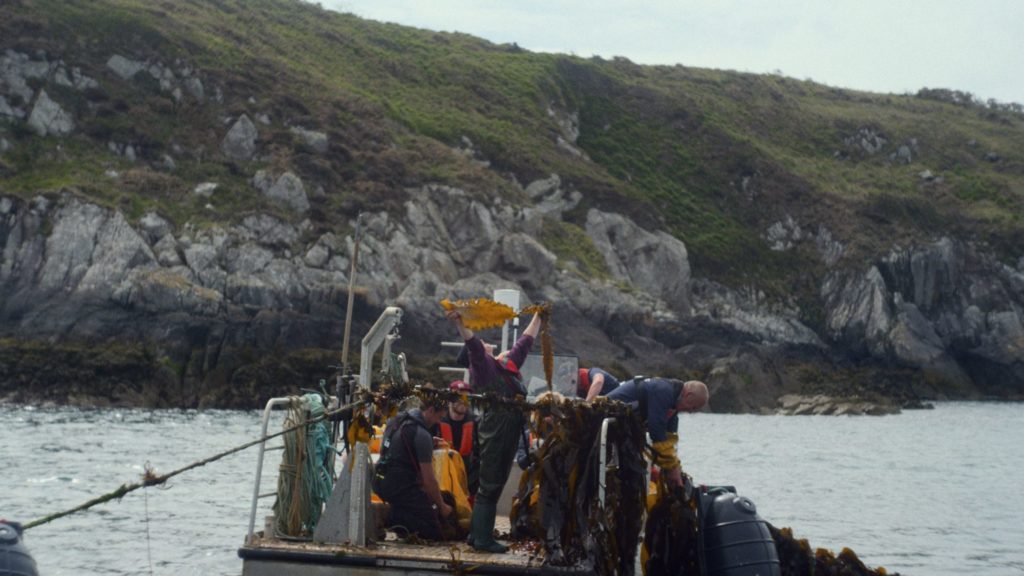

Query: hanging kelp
[
  {"left": 509, "top": 394, "right": 647, "bottom": 575},
  {"left": 643, "top": 480, "right": 701, "bottom": 576},
  {"left": 642, "top": 478, "right": 896, "bottom": 576},
  {"left": 273, "top": 393, "right": 335, "bottom": 536},
  {"left": 769, "top": 525, "right": 894, "bottom": 576}
]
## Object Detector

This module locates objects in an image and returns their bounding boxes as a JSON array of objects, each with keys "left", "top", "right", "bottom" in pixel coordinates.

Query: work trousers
[
  {"left": 385, "top": 487, "right": 443, "bottom": 541},
  {"left": 475, "top": 406, "right": 525, "bottom": 505}
]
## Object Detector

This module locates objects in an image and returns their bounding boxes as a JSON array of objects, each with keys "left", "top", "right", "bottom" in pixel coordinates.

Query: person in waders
[
  {"left": 445, "top": 308, "right": 542, "bottom": 553},
  {"left": 372, "top": 394, "right": 454, "bottom": 541},
  {"left": 605, "top": 378, "right": 708, "bottom": 488}
]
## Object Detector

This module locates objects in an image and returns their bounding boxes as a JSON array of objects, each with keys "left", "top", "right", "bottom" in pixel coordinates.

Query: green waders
[{"left": 470, "top": 406, "right": 524, "bottom": 553}]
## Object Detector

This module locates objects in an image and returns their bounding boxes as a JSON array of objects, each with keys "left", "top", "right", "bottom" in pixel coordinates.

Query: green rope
[{"left": 272, "top": 394, "right": 335, "bottom": 536}]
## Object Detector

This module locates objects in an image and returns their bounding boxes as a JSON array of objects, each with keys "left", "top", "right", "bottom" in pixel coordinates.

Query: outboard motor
[
  {"left": 0, "top": 521, "right": 38, "bottom": 576},
  {"left": 697, "top": 486, "right": 780, "bottom": 576}
]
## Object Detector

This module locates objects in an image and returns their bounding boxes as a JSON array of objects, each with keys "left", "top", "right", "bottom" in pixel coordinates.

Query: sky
[{"left": 322, "top": 0, "right": 1024, "bottom": 105}]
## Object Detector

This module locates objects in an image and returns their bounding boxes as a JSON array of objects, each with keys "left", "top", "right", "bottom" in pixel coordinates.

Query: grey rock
[
  {"left": 556, "top": 135, "right": 588, "bottom": 160},
  {"left": 252, "top": 170, "right": 310, "bottom": 214},
  {"left": 0, "top": 137, "right": 10, "bottom": 152},
  {"left": 241, "top": 214, "right": 299, "bottom": 248},
  {"left": 304, "top": 243, "right": 330, "bottom": 269},
  {"left": 1, "top": 50, "right": 37, "bottom": 102},
  {"left": 193, "top": 182, "right": 218, "bottom": 197},
  {"left": 547, "top": 105, "right": 580, "bottom": 143},
  {"left": 290, "top": 126, "right": 329, "bottom": 154},
  {"left": 692, "top": 279, "right": 822, "bottom": 346},
  {"left": 160, "top": 154, "right": 176, "bottom": 171},
  {"left": 221, "top": 114, "right": 258, "bottom": 161},
  {"left": 0, "top": 96, "right": 24, "bottom": 119},
  {"left": 765, "top": 215, "right": 803, "bottom": 251},
  {"left": 919, "top": 169, "right": 935, "bottom": 181},
  {"left": 586, "top": 208, "right": 692, "bottom": 314},
  {"left": 27, "top": 90, "right": 74, "bottom": 137},
  {"left": 153, "top": 234, "right": 182, "bottom": 267},
  {"left": 184, "top": 77, "right": 204, "bottom": 101},
  {"left": 71, "top": 67, "right": 98, "bottom": 91},
  {"left": 524, "top": 174, "right": 581, "bottom": 218},
  {"left": 496, "top": 233, "right": 558, "bottom": 288},
  {"left": 138, "top": 212, "right": 172, "bottom": 244},
  {"left": 106, "top": 54, "right": 146, "bottom": 80},
  {"left": 815, "top": 225, "right": 844, "bottom": 267}
]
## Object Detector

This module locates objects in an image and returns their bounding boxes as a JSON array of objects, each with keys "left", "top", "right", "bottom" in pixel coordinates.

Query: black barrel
[
  {"left": 698, "top": 487, "right": 780, "bottom": 576},
  {"left": 0, "top": 521, "right": 38, "bottom": 576}
]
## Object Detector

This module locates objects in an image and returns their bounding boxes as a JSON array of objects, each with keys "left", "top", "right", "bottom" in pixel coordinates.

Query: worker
[
  {"left": 372, "top": 394, "right": 454, "bottom": 541},
  {"left": 577, "top": 367, "right": 622, "bottom": 401},
  {"left": 605, "top": 377, "right": 708, "bottom": 488},
  {"left": 436, "top": 379, "right": 480, "bottom": 502},
  {"left": 445, "top": 307, "right": 542, "bottom": 553}
]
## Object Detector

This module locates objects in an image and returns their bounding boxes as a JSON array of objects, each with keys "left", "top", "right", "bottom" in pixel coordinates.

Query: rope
[
  {"left": 272, "top": 394, "right": 335, "bottom": 536},
  {"left": 19, "top": 380, "right": 633, "bottom": 533},
  {"left": 20, "top": 396, "right": 368, "bottom": 531}
]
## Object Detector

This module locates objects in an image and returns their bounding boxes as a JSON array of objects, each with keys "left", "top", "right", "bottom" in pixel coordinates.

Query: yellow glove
[
  {"left": 347, "top": 414, "right": 373, "bottom": 447},
  {"left": 651, "top": 438, "right": 680, "bottom": 470}
]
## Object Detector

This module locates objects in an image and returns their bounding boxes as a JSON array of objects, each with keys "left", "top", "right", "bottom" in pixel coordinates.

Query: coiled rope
[{"left": 272, "top": 394, "right": 335, "bottom": 536}]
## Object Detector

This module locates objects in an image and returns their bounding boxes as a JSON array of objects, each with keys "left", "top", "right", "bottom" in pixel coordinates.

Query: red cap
[{"left": 449, "top": 379, "right": 472, "bottom": 392}]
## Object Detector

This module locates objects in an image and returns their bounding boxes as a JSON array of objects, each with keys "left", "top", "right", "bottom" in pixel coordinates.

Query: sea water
[{"left": 2, "top": 402, "right": 1022, "bottom": 575}]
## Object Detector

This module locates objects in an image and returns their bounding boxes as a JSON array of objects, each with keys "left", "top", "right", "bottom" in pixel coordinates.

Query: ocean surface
[{"left": 2, "top": 402, "right": 1022, "bottom": 575}]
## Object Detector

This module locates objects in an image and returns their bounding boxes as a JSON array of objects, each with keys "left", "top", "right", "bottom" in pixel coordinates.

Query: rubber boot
[{"left": 470, "top": 500, "right": 508, "bottom": 553}]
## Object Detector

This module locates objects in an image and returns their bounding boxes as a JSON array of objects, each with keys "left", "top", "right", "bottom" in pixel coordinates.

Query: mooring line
[{"left": 21, "top": 397, "right": 368, "bottom": 531}]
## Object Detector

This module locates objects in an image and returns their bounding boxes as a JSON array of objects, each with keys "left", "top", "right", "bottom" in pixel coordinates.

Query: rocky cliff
[{"left": 1, "top": 0, "right": 1022, "bottom": 409}]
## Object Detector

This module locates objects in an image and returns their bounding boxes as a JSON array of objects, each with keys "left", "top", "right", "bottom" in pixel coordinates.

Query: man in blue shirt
[{"left": 605, "top": 377, "right": 708, "bottom": 488}]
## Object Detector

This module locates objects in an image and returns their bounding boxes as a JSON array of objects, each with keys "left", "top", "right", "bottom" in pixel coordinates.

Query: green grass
[{"left": 2, "top": 0, "right": 1024, "bottom": 300}]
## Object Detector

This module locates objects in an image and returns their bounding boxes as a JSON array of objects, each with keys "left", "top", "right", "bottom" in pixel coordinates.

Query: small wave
[{"left": 26, "top": 475, "right": 80, "bottom": 484}]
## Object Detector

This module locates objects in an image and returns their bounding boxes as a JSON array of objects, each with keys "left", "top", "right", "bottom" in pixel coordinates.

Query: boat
[{"left": 237, "top": 291, "right": 635, "bottom": 575}]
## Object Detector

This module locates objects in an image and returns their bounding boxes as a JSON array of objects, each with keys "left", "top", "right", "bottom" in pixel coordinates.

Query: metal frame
[
  {"left": 359, "top": 306, "right": 403, "bottom": 390},
  {"left": 247, "top": 396, "right": 297, "bottom": 542},
  {"left": 598, "top": 417, "right": 615, "bottom": 506}
]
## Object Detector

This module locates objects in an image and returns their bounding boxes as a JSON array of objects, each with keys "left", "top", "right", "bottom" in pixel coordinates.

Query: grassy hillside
[{"left": 2, "top": 0, "right": 1023, "bottom": 304}]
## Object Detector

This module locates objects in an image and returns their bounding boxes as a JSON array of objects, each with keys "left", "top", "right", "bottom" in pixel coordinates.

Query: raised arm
[
  {"left": 522, "top": 313, "right": 542, "bottom": 339},
  {"left": 585, "top": 372, "right": 606, "bottom": 402},
  {"left": 446, "top": 309, "right": 474, "bottom": 341}
]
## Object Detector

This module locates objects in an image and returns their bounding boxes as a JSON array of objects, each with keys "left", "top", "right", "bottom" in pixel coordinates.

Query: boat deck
[{"left": 239, "top": 518, "right": 560, "bottom": 576}]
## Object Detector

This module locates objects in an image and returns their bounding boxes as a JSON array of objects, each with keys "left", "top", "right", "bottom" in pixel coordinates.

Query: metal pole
[{"left": 340, "top": 214, "right": 363, "bottom": 371}]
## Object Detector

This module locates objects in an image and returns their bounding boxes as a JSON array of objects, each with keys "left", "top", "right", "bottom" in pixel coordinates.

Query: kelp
[
  {"left": 643, "top": 479, "right": 701, "bottom": 576},
  {"left": 508, "top": 394, "right": 648, "bottom": 574},
  {"left": 769, "top": 525, "right": 893, "bottom": 576},
  {"left": 642, "top": 477, "right": 896, "bottom": 576},
  {"left": 440, "top": 298, "right": 516, "bottom": 330},
  {"left": 441, "top": 298, "right": 555, "bottom": 389}
]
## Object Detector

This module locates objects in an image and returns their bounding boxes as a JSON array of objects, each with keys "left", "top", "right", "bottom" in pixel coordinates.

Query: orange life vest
[{"left": 438, "top": 420, "right": 475, "bottom": 458}]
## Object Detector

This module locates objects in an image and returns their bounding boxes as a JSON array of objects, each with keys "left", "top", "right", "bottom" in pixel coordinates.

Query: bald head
[{"left": 677, "top": 380, "right": 708, "bottom": 413}]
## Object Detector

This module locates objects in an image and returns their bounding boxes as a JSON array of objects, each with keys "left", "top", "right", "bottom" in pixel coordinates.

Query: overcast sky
[{"left": 322, "top": 0, "right": 1024, "bottom": 105}]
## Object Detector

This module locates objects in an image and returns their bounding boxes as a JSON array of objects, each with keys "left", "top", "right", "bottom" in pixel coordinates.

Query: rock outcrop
[{"left": 3, "top": 185, "right": 1023, "bottom": 408}]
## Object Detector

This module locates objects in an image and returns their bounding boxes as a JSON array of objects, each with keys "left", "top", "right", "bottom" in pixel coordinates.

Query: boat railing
[{"left": 246, "top": 396, "right": 300, "bottom": 542}]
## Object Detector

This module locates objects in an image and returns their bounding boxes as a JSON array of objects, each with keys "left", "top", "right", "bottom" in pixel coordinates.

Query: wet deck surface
[{"left": 246, "top": 517, "right": 544, "bottom": 568}]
